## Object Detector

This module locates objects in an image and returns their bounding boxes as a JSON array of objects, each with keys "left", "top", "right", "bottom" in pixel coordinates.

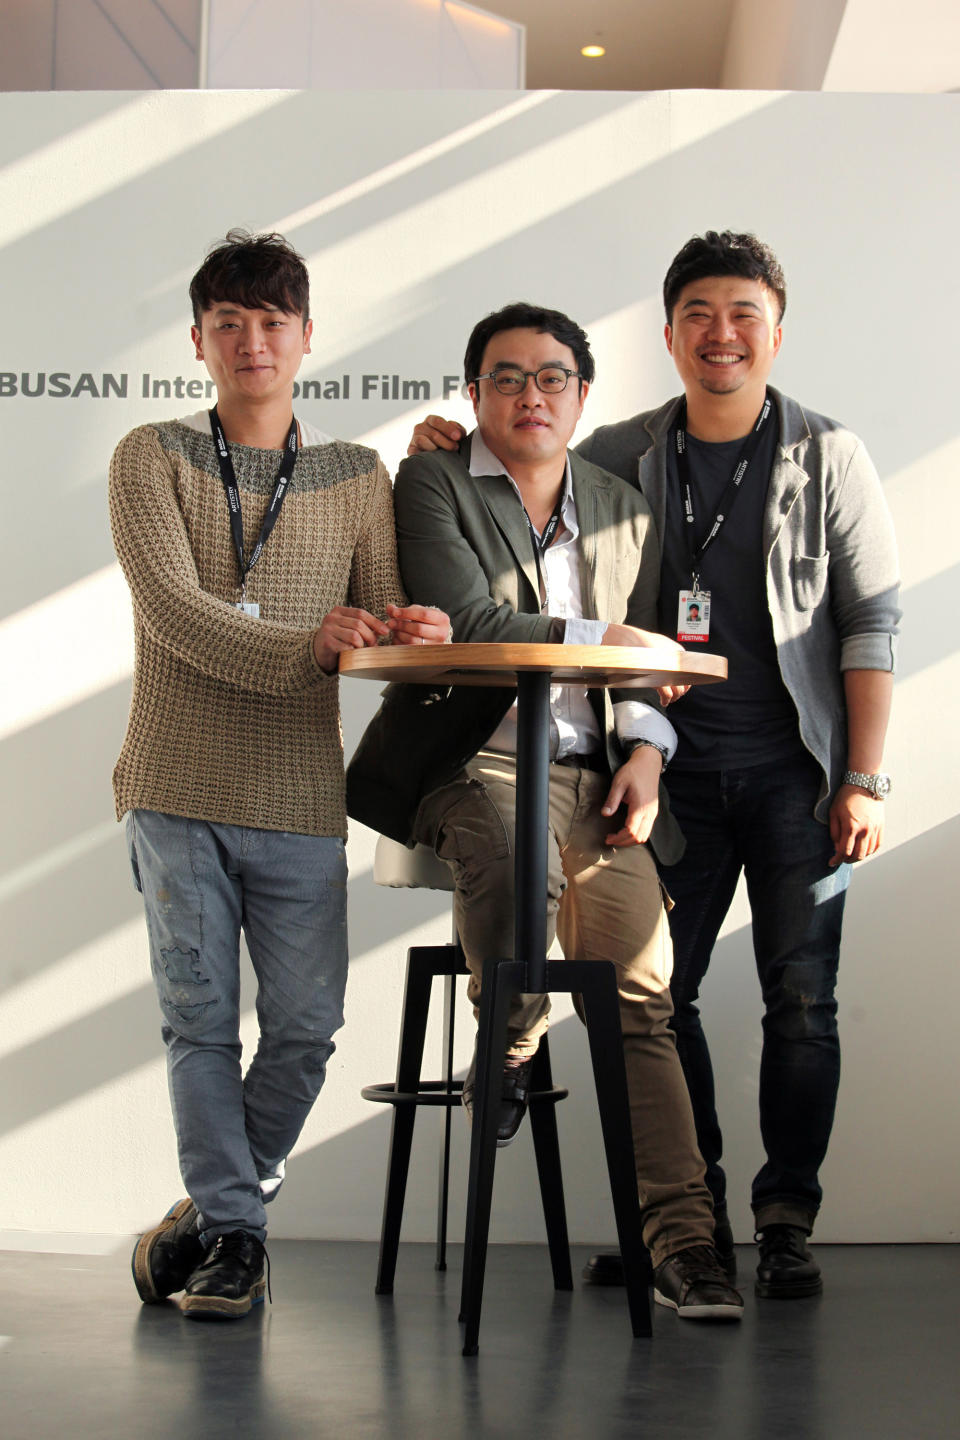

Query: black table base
[{"left": 458, "top": 672, "right": 652, "bottom": 1355}]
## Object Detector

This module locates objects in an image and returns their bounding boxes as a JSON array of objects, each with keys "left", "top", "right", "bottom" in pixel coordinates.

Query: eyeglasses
[{"left": 472, "top": 365, "right": 581, "bottom": 396}]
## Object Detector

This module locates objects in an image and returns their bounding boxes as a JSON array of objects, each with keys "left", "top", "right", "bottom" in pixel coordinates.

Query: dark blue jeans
[{"left": 661, "top": 750, "right": 850, "bottom": 1231}]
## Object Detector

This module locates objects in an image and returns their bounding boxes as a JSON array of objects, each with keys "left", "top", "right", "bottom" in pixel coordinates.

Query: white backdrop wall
[{"left": 1, "top": 88, "right": 957, "bottom": 1251}]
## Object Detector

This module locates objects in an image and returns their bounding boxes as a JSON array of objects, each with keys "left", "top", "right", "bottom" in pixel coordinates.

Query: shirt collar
[{"left": 468, "top": 430, "right": 577, "bottom": 533}]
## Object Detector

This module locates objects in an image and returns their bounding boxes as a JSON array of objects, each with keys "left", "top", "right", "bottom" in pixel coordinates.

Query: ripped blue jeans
[
  {"left": 662, "top": 751, "right": 850, "bottom": 1233},
  {"left": 127, "top": 809, "right": 347, "bottom": 1245}
]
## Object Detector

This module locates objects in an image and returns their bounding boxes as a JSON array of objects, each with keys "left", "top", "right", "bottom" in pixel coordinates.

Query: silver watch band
[{"left": 842, "top": 769, "right": 891, "bottom": 798}]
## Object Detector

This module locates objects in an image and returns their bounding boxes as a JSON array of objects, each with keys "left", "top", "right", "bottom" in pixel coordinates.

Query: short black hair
[
  {"left": 662, "top": 231, "right": 786, "bottom": 323},
  {"left": 189, "top": 229, "right": 310, "bottom": 325},
  {"left": 463, "top": 302, "right": 595, "bottom": 389}
]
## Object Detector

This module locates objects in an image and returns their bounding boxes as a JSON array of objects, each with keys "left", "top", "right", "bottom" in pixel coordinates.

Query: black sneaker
[
  {"left": 180, "top": 1231, "right": 268, "bottom": 1321},
  {"left": 462, "top": 1046, "right": 535, "bottom": 1147},
  {"left": 131, "top": 1198, "right": 203, "bottom": 1303},
  {"left": 654, "top": 1245, "right": 744, "bottom": 1321},
  {"left": 755, "top": 1224, "right": 822, "bottom": 1298}
]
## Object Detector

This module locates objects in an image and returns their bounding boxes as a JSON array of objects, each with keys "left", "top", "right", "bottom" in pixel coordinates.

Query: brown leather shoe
[
  {"left": 131, "top": 1198, "right": 203, "bottom": 1303},
  {"left": 654, "top": 1245, "right": 744, "bottom": 1321}
]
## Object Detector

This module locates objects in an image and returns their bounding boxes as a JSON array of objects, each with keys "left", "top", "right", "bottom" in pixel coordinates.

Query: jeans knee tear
[
  {"left": 159, "top": 947, "right": 216, "bottom": 1024},
  {"left": 160, "top": 946, "right": 209, "bottom": 987},
  {"left": 169, "top": 999, "right": 218, "bottom": 1024}
]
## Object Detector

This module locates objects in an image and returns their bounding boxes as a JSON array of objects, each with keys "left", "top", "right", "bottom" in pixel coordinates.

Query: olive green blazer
[{"left": 346, "top": 435, "right": 683, "bottom": 863}]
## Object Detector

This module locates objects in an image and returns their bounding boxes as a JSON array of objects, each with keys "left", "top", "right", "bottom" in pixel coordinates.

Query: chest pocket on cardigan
[{"left": 792, "top": 554, "right": 829, "bottom": 611}]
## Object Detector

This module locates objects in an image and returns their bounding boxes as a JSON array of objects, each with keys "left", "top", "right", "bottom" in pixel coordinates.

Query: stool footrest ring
[{"left": 361, "top": 1080, "right": 569, "bottom": 1107}]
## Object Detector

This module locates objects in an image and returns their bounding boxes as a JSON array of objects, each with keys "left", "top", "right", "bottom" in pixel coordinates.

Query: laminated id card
[
  {"left": 236, "top": 600, "right": 260, "bottom": 618},
  {"left": 677, "top": 589, "right": 710, "bottom": 643}
]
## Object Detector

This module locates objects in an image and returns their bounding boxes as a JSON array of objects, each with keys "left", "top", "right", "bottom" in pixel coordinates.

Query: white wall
[
  {"left": 1, "top": 88, "right": 957, "bottom": 1251},
  {"left": 720, "top": 0, "right": 846, "bottom": 90}
]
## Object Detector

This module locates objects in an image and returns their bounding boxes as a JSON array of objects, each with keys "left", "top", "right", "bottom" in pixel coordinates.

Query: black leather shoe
[
  {"left": 131, "top": 1198, "right": 203, "bottom": 1303},
  {"left": 713, "top": 1211, "right": 737, "bottom": 1281},
  {"left": 755, "top": 1224, "right": 822, "bottom": 1298},
  {"left": 497, "top": 1055, "right": 534, "bottom": 1145},
  {"left": 581, "top": 1250, "right": 653, "bottom": 1286},
  {"left": 654, "top": 1245, "right": 744, "bottom": 1321},
  {"left": 462, "top": 1050, "right": 535, "bottom": 1146},
  {"left": 180, "top": 1231, "right": 267, "bottom": 1320}
]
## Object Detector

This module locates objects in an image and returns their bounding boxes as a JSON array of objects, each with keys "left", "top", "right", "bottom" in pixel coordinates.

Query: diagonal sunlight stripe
[
  {"left": 0, "top": 565, "right": 133, "bottom": 742},
  {"left": 295, "top": 91, "right": 782, "bottom": 367},
  {"left": 0, "top": 91, "right": 289, "bottom": 250},
  {"left": 0, "top": 919, "right": 148, "bottom": 1058},
  {"left": 880, "top": 435, "right": 960, "bottom": 587},
  {"left": 271, "top": 91, "right": 557, "bottom": 234},
  {"left": 0, "top": 821, "right": 119, "bottom": 904}
]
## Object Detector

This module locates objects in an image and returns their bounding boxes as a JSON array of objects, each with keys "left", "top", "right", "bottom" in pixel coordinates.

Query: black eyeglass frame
[{"left": 467, "top": 365, "right": 582, "bottom": 396}]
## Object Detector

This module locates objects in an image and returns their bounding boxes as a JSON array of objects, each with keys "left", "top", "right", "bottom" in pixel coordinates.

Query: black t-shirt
[{"left": 659, "top": 412, "right": 801, "bottom": 770}]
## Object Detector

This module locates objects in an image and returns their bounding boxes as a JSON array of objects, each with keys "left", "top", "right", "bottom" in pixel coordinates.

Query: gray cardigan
[{"left": 576, "top": 387, "right": 901, "bottom": 820}]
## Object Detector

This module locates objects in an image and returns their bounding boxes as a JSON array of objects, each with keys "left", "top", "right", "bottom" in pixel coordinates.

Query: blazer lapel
[
  {"left": 472, "top": 471, "right": 542, "bottom": 610},
  {"left": 570, "top": 452, "right": 606, "bottom": 621}
]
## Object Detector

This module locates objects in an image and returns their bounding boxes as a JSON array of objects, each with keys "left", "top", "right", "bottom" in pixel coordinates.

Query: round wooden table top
[{"left": 339, "top": 642, "right": 727, "bottom": 689}]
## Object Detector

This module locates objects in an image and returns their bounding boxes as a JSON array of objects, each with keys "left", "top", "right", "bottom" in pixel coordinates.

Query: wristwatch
[{"left": 842, "top": 769, "right": 892, "bottom": 799}]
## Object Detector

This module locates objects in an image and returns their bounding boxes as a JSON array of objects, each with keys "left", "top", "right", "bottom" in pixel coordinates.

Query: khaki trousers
[{"left": 414, "top": 751, "right": 713, "bottom": 1267}]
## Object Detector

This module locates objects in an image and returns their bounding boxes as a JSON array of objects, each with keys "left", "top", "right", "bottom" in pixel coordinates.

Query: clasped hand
[{"left": 312, "top": 602, "right": 450, "bottom": 672}]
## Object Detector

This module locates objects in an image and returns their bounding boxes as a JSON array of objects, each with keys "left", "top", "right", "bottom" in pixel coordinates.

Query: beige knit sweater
[{"left": 110, "top": 417, "right": 405, "bottom": 837}]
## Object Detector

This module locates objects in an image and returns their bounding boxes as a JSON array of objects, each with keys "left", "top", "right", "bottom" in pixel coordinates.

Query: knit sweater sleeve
[
  {"left": 109, "top": 424, "right": 328, "bottom": 698},
  {"left": 348, "top": 456, "right": 408, "bottom": 615}
]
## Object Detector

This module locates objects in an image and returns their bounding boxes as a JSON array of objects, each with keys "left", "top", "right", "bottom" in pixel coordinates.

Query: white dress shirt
[{"left": 468, "top": 432, "right": 677, "bottom": 763}]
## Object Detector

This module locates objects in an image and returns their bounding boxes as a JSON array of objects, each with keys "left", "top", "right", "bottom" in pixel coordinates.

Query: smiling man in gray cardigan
[{"left": 406, "top": 234, "right": 901, "bottom": 1302}]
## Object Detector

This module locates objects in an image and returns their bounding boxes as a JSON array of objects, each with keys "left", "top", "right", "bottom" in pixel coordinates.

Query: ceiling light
[{"left": 581, "top": 44, "right": 606, "bottom": 58}]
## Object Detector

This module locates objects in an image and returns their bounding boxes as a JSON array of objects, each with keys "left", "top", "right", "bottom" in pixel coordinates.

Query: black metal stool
[{"left": 361, "top": 837, "right": 573, "bottom": 1296}]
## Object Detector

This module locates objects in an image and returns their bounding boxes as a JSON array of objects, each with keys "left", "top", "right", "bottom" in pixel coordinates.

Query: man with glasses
[{"left": 348, "top": 301, "right": 743, "bottom": 1322}]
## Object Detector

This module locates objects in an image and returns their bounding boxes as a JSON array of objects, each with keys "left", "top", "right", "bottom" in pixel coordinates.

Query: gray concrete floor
[{"left": 1, "top": 1241, "right": 957, "bottom": 1439}]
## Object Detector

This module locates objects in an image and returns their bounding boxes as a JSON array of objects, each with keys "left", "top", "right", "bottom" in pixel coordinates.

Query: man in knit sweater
[{"left": 111, "top": 231, "right": 448, "bottom": 1320}]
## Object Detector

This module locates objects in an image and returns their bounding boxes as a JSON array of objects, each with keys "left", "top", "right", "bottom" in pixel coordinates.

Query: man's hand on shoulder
[
  {"left": 601, "top": 623, "right": 692, "bottom": 706},
  {"left": 600, "top": 745, "right": 662, "bottom": 848},
  {"left": 407, "top": 416, "right": 464, "bottom": 456},
  {"left": 386, "top": 602, "right": 452, "bottom": 646},
  {"left": 828, "top": 784, "right": 885, "bottom": 867}
]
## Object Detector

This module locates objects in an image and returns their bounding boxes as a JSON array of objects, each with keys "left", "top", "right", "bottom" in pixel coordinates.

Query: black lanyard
[
  {"left": 523, "top": 490, "right": 565, "bottom": 607},
  {"left": 674, "top": 390, "right": 772, "bottom": 591},
  {"left": 209, "top": 407, "right": 298, "bottom": 595}
]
